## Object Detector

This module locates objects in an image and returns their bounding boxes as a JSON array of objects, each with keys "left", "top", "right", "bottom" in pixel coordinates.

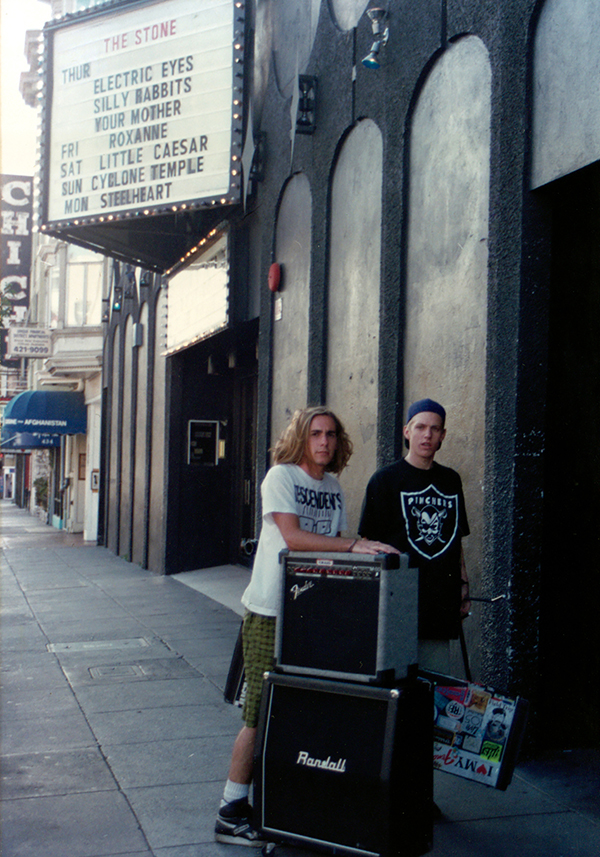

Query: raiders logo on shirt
[{"left": 400, "top": 485, "right": 459, "bottom": 560}]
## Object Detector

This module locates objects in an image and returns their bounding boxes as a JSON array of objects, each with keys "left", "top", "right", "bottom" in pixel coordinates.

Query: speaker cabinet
[
  {"left": 254, "top": 672, "right": 433, "bottom": 857},
  {"left": 275, "top": 551, "right": 418, "bottom": 683}
]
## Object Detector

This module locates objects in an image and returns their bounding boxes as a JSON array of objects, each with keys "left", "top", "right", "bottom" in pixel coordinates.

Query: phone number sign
[
  {"left": 7, "top": 328, "right": 52, "bottom": 358},
  {"left": 43, "top": 0, "right": 242, "bottom": 225}
]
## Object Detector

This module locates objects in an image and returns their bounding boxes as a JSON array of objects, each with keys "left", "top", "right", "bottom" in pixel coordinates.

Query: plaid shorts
[{"left": 241, "top": 610, "right": 276, "bottom": 728}]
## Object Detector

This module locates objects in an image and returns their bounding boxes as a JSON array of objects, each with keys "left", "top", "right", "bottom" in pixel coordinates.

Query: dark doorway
[
  {"left": 232, "top": 368, "right": 258, "bottom": 567},
  {"left": 50, "top": 446, "right": 63, "bottom": 524},
  {"left": 539, "top": 163, "right": 600, "bottom": 747},
  {"left": 14, "top": 453, "right": 29, "bottom": 509},
  {"left": 166, "top": 320, "right": 258, "bottom": 572}
]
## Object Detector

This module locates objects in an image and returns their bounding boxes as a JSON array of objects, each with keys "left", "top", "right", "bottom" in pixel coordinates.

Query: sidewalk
[{"left": 1, "top": 500, "right": 599, "bottom": 857}]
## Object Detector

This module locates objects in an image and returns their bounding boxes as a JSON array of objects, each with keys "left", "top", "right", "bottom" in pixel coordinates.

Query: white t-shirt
[{"left": 241, "top": 464, "right": 347, "bottom": 617}]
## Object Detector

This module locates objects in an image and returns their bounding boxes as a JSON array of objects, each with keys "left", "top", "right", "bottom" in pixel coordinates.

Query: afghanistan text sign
[{"left": 44, "top": 0, "right": 242, "bottom": 225}]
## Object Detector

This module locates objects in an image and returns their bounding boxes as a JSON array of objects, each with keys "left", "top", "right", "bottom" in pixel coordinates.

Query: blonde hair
[{"left": 272, "top": 406, "right": 353, "bottom": 474}]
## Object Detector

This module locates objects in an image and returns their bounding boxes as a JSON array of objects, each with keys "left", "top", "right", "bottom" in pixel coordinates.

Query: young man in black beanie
[{"left": 359, "top": 398, "right": 470, "bottom": 674}]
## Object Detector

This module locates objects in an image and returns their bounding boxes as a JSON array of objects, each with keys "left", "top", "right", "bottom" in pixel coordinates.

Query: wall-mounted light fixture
[
  {"left": 296, "top": 75, "right": 317, "bottom": 134},
  {"left": 250, "top": 130, "right": 266, "bottom": 184},
  {"left": 124, "top": 267, "right": 136, "bottom": 299},
  {"left": 362, "top": 7, "right": 389, "bottom": 69},
  {"left": 112, "top": 284, "right": 123, "bottom": 313}
]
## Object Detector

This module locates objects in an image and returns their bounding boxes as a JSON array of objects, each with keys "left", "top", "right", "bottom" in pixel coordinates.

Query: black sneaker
[{"left": 215, "top": 798, "right": 267, "bottom": 847}]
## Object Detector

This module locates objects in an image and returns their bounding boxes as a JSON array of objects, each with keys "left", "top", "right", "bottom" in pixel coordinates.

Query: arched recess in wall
[
  {"left": 329, "top": 0, "right": 369, "bottom": 31},
  {"left": 531, "top": 0, "right": 600, "bottom": 188},
  {"left": 120, "top": 315, "right": 134, "bottom": 560},
  {"left": 252, "top": 0, "right": 273, "bottom": 130},
  {"left": 271, "top": 173, "right": 312, "bottom": 443},
  {"left": 147, "top": 287, "right": 167, "bottom": 572},
  {"left": 132, "top": 302, "right": 149, "bottom": 566},
  {"left": 107, "top": 324, "right": 120, "bottom": 555},
  {"left": 326, "top": 118, "right": 382, "bottom": 531},
  {"left": 405, "top": 35, "right": 491, "bottom": 672},
  {"left": 272, "top": 0, "right": 321, "bottom": 97}
]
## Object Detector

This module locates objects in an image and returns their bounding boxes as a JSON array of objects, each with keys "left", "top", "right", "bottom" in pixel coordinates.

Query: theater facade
[{"left": 38, "top": 0, "right": 599, "bottom": 748}]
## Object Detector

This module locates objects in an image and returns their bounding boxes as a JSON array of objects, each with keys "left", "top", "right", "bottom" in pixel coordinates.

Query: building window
[
  {"left": 49, "top": 263, "right": 60, "bottom": 329},
  {"left": 65, "top": 245, "right": 103, "bottom": 327},
  {"left": 73, "top": 0, "right": 113, "bottom": 11}
]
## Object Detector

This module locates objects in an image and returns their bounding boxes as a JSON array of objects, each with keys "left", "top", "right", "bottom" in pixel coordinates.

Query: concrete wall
[
  {"left": 132, "top": 303, "right": 149, "bottom": 565},
  {"left": 271, "top": 174, "right": 312, "bottom": 443},
  {"left": 120, "top": 316, "right": 133, "bottom": 558},
  {"left": 148, "top": 288, "right": 167, "bottom": 573},
  {"left": 326, "top": 119, "right": 383, "bottom": 531},
  {"left": 84, "top": 373, "right": 101, "bottom": 542},
  {"left": 404, "top": 35, "right": 491, "bottom": 673},
  {"left": 101, "top": 273, "right": 166, "bottom": 573},
  {"left": 107, "top": 325, "right": 120, "bottom": 555}
]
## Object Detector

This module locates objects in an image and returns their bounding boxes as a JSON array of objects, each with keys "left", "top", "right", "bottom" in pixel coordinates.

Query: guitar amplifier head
[{"left": 275, "top": 551, "right": 418, "bottom": 683}]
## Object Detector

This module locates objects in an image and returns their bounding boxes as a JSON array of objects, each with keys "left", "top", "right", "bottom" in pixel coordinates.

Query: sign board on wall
[
  {"left": 188, "top": 420, "right": 220, "bottom": 465},
  {"left": 42, "top": 0, "right": 243, "bottom": 227},
  {"left": 1, "top": 176, "right": 33, "bottom": 367},
  {"left": 7, "top": 328, "right": 52, "bottom": 359}
]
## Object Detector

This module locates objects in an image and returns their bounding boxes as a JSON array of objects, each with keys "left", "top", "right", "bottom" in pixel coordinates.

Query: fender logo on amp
[
  {"left": 290, "top": 581, "right": 315, "bottom": 600},
  {"left": 296, "top": 751, "right": 347, "bottom": 772}
]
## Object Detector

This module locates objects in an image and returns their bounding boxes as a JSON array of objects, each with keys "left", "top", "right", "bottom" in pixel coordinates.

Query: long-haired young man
[{"left": 215, "top": 406, "right": 398, "bottom": 846}]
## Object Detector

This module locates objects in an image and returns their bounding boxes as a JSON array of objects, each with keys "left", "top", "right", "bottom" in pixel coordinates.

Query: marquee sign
[{"left": 42, "top": 0, "right": 244, "bottom": 229}]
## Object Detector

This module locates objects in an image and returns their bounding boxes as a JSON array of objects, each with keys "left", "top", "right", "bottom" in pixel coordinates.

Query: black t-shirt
[{"left": 359, "top": 458, "right": 469, "bottom": 640}]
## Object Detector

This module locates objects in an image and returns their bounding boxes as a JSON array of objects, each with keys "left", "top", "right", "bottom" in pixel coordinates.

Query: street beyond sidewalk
[{"left": 1, "top": 500, "right": 599, "bottom": 857}]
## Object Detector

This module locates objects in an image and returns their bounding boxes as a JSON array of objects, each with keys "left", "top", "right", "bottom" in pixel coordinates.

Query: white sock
[{"left": 222, "top": 780, "right": 250, "bottom": 806}]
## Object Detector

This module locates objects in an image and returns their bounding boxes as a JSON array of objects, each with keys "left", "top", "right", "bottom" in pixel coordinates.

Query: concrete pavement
[{"left": 1, "top": 499, "right": 599, "bottom": 857}]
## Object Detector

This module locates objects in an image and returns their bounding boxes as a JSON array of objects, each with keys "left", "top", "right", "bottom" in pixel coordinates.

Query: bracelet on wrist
[{"left": 348, "top": 538, "right": 358, "bottom": 551}]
